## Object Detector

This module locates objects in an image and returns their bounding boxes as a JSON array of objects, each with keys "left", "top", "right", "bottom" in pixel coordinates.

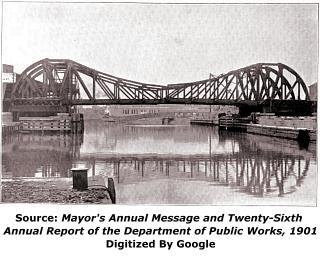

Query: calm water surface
[{"left": 1, "top": 120, "right": 317, "bottom": 205}]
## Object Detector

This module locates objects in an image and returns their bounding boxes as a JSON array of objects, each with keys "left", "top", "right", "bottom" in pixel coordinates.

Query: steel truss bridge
[{"left": 9, "top": 58, "right": 313, "bottom": 117}]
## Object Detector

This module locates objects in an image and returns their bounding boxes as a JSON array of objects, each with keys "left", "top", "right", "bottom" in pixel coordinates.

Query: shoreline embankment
[{"left": 190, "top": 113, "right": 317, "bottom": 142}]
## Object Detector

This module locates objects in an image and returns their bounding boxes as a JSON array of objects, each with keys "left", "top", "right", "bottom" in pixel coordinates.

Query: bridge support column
[
  {"left": 71, "top": 113, "right": 84, "bottom": 134},
  {"left": 12, "top": 112, "right": 20, "bottom": 122},
  {"left": 262, "top": 100, "right": 314, "bottom": 116},
  {"left": 238, "top": 100, "right": 314, "bottom": 117},
  {"left": 238, "top": 105, "right": 263, "bottom": 117}
]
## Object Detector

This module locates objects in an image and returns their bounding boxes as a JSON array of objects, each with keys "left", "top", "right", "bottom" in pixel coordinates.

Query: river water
[{"left": 1, "top": 120, "right": 317, "bottom": 205}]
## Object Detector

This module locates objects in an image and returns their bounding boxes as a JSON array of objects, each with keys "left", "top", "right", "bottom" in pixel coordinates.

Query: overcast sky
[{"left": 2, "top": 3, "right": 318, "bottom": 86}]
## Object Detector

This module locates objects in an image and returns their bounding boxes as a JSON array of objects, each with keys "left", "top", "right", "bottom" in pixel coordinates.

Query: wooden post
[
  {"left": 71, "top": 168, "right": 88, "bottom": 190},
  {"left": 107, "top": 178, "right": 116, "bottom": 204}
]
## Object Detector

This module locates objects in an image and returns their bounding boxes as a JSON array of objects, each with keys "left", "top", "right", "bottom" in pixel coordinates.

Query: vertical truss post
[
  {"left": 256, "top": 71, "right": 260, "bottom": 101},
  {"left": 216, "top": 79, "right": 219, "bottom": 99},
  {"left": 115, "top": 83, "right": 119, "bottom": 100},
  {"left": 68, "top": 65, "right": 72, "bottom": 101},
  {"left": 43, "top": 63, "right": 48, "bottom": 97},
  {"left": 225, "top": 77, "right": 228, "bottom": 99},
  {"left": 278, "top": 67, "right": 283, "bottom": 100},
  {"left": 93, "top": 71, "right": 96, "bottom": 100},
  {"left": 236, "top": 74, "right": 239, "bottom": 100}
]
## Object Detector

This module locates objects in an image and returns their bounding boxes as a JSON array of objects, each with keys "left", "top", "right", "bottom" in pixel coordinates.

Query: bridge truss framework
[{"left": 8, "top": 58, "right": 313, "bottom": 117}]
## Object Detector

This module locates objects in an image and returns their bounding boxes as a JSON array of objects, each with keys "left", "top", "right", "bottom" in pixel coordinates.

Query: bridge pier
[
  {"left": 71, "top": 113, "right": 84, "bottom": 134},
  {"left": 263, "top": 100, "right": 314, "bottom": 116},
  {"left": 238, "top": 100, "right": 314, "bottom": 117},
  {"left": 238, "top": 105, "right": 263, "bottom": 117}
]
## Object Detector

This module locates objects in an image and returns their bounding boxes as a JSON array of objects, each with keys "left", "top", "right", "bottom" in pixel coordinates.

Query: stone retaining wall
[{"left": 257, "top": 114, "right": 317, "bottom": 130}]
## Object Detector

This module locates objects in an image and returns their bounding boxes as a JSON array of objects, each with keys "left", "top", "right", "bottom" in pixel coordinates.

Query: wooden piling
[
  {"left": 71, "top": 168, "right": 88, "bottom": 190},
  {"left": 107, "top": 178, "right": 116, "bottom": 204}
]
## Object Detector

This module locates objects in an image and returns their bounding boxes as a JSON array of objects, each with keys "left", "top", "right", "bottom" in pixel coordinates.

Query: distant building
[
  {"left": 2, "top": 64, "right": 16, "bottom": 111},
  {"left": 2, "top": 64, "right": 15, "bottom": 84},
  {"left": 106, "top": 105, "right": 211, "bottom": 117},
  {"left": 309, "top": 83, "right": 317, "bottom": 101},
  {"left": 105, "top": 104, "right": 238, "bottom": 117}
]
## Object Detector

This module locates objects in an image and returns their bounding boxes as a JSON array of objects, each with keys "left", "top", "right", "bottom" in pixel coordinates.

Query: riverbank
[{"left": 1, "top": 178, "right": 112, "bottom": 204}]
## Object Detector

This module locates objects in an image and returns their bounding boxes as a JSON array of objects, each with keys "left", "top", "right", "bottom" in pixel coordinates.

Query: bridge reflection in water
[{"left": 2, "top": 122, "right": 316, "bottom": 205}]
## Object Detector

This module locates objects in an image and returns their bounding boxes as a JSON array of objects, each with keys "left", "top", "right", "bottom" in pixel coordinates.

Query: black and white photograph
[{"left": 0, "top": 2, "right": 317, "bottom": 207}]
